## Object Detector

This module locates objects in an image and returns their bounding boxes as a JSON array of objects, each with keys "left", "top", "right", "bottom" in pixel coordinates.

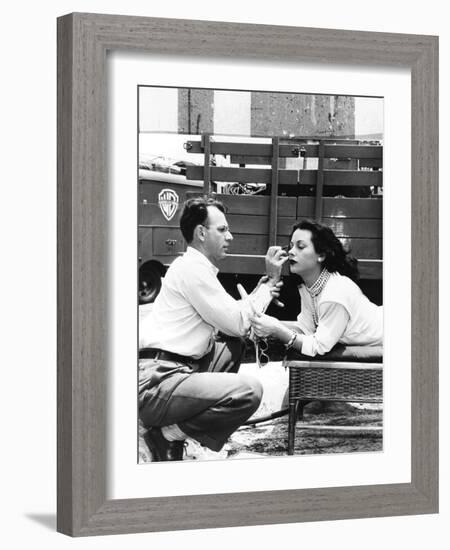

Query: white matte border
[{"left": 107, "top": 51, "right": 411, "bottom": 499}]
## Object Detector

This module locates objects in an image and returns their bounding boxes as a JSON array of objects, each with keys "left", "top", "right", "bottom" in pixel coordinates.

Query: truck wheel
[{"left": 139, "top": 262, "right": 163, "bottom": 304}]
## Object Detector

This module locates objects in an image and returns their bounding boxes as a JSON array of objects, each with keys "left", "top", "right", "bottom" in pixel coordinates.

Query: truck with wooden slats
[{"left": 138, "top": 135, "right": 382, "bottom": 314}]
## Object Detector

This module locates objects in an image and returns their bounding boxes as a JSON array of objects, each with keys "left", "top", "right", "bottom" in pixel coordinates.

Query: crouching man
[{"left": 139, "top": 197, "right": 285, "bottom": 460}]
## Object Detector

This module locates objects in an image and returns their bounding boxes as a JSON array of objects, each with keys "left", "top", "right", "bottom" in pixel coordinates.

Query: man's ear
[{"left": 194, "top": 224, "right": 206, "bottom": 242}]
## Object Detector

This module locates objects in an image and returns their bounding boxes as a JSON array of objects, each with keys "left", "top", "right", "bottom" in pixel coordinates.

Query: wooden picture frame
[{"left": 57, "top": 13, "right": 438, "bottom": 536}]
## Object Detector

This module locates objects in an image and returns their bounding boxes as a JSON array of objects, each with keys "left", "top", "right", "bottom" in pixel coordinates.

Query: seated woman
[{"left": 251, "top": 220, "right": 383, "bottom": 357}]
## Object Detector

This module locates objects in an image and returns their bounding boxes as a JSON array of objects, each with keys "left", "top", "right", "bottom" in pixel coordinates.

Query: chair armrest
[{"left": 286, "top": 343, "right": 383, "bottom": 363}]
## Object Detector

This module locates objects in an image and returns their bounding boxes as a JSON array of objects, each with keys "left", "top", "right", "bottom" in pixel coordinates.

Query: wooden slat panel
[
  {"left": 186, "top": 141, "right": 300, "bottom": 157},
  {"left": 228, "top": 234, "right": 269, "bottom": 255},
  {"left": 202, "top": 133, "right": 212, "bottom": 195},
  {"left": 326, "top": 145, "right": 382, "bottom": 159},
  {"left": 229, "top": 154, "right": 376, "bottom": 166},
  {"left": 139, "top": 202, "right": 381, "bottom": 254},
  {"left": 296, "top": 197, "right": 315, "bottom": 218},
  {"left": 324, "top": 159, "right": 358, "bottom": 170},
  {"left": 141, "top": 196, "right": 382, "bottom": 235},
  {"left": 322, "top": 218, "right": 382, "bottom": 238},
  {"left": 140, "top": 231, "right": 381, "bottom": 261},
  {"left": 268, "top": 216, "right": 382, "bottom": 241},
  {"left": 338, "top": 238, "right": 382, "bottom": 259},
  {"left": 230, "top": 155, "right": 272, "bottom": 165},
  {"left": 299, "top": 170, "right": 382, "bottom": 187},
  {"left": 179, "top": 195, "right": 382, "bottom": 229},
  {"left": 315, "top": 141, "right": 325, "bottom": 221},
  {"left": 227, "top": 214, "right": 295, "bottom": 234},
  {"left": 186, "top": 164, "right": 382, "bottom": 186},
  {"left": 184, "top": 191, "right": 298, "bottom": 217},
  {"left": 296, "top": 144, "right": 318, "bottom": 157},
  {"left": 292, "top": 144, "right": 382, "bottom": 159},
  {"left": 218, "top": 194, "right": 297, "bottom": 216},
  {"left": 358, "top": 260, "right": 382, "bottom": 279},
  {"left": 219, "top": 254, "right": 266, "bottom": 275},
  {"left": 297, "top": 197, "right": 383, "bottom": 219},
  {"left": 322, "top": 197, "right": 383, "bottom": 218},
  {"left": 269, "top": 137, "right": 280, "bottom": 245},
  {"left": 187, "top": 165, "right": 298, "bottom": 184},
  {"left": 229, "top": 234, "right": 382, "bottom": 259},
  {"left": 359, "top": 159, "right": 383, "bottom": 168},
  {"left": 219, "top": 255, "right": 382, "bottom": 279}
]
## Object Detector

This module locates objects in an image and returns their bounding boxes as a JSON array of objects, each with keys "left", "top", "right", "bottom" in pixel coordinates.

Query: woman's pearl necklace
[{"left": 305, "top": 268, "right": 330, "bottom": 327}]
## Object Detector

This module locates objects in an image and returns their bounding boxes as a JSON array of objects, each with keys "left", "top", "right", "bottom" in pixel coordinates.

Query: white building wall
[
  {"left": 139, "top": 86, "right": 178, "bottom": 133},
  {"left": 213, "top": 90, "right": 251, "bottom": 136}
]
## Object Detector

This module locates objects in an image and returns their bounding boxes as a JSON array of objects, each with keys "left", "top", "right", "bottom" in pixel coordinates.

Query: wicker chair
[{"left": 284, "top": 344, "right": 383, "bottom": 455}]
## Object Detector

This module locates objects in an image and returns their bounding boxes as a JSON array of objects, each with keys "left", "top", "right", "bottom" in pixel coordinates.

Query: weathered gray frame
[{"left": 57, "top": 12, "right": 439, "bottom": 537}]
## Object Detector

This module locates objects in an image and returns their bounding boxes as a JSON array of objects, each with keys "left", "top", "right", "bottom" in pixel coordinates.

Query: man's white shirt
[{"left": 139, "top": 247, "right": 272, "bottom": 358}]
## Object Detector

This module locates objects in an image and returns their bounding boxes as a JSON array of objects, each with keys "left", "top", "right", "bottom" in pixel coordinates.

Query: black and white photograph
[
  {"left": 137, "top": 86, "right": 384, "bottom": 463},
  {"left": 3, "top": 0, "right": 442, "bottom": 544}
]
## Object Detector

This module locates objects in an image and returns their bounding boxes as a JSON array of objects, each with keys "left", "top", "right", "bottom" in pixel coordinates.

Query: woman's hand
[
  {"left": 252, "top": 275, "right": 284, "bottom": 307},
  {"left": 265, "top": 246, "right": 288, "bottom": 282},
  {"left": 251, "top": 312, "right": 283, "bottom": 339}
]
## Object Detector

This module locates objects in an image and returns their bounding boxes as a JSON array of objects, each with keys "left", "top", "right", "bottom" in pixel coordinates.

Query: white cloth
[
  {"left": 296, "top": 272, "right": 383, "bottom": 356},
  {"left": 139, "top": 247, "right": 272, "bottom": 358}
]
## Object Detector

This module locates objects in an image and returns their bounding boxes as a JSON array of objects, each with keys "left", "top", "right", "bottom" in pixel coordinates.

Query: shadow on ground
[
  {"left": 229, "top": 408, "right": 382, "bottom": 457},
  {"left": 139, "top": 406, "right": 382, "bottom": 461}
]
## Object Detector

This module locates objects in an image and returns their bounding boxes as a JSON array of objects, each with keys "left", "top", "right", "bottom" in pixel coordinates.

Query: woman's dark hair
[
  {"left": 290, "top": 219, "right": 359, "bottom": 283},
  {"left": 179, "top": 197, "right": 226, "bottom": 243}
]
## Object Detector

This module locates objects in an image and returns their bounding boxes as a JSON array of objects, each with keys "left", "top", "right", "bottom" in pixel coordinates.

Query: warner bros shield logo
[{"left": 158, "top": 189, "right": 179, "bottom": 221}]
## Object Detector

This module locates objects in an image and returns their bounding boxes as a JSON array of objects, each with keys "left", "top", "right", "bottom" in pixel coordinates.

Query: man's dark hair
[{"left": 179, "top": 197, "right": 226, "bottom": 243}]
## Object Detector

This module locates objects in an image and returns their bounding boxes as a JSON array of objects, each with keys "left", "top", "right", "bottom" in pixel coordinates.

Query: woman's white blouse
[{"left": 296, "top": 272, "right": 383, "bottom": 356}]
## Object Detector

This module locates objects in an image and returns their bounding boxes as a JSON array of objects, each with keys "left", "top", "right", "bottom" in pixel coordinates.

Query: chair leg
[
  {"left": 288, "top": 401, "right": 299, "bottom": 455},
  {"left": 297, "top": 400, "right": 308, "bottom": 420}
]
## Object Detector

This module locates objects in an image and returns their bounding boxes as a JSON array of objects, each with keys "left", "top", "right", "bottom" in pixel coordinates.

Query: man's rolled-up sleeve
[{"left": 181, "top": 266, "right": 271, "bottom": 337}]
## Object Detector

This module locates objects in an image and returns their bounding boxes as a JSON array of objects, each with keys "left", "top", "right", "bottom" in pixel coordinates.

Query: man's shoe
[
  {"left": 143, "top": 427, "right": 184, "bottom": 461},
  {"left": 183, "top": 438, "right": 229, "bottom": 461}
]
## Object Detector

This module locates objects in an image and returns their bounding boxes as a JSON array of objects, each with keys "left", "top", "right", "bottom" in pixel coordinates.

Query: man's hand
[
  {"left": 237, "top": 283, "right": 293, "bottom": 344},
  {"left": 251, "top": 312, "right": 283, "bottom": 339},
  {"left": 265, "top": 246, "right": 288, "bottom": 282},
  {"left": 250, "top": 275, "right": 284, "bottom": 308}
]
